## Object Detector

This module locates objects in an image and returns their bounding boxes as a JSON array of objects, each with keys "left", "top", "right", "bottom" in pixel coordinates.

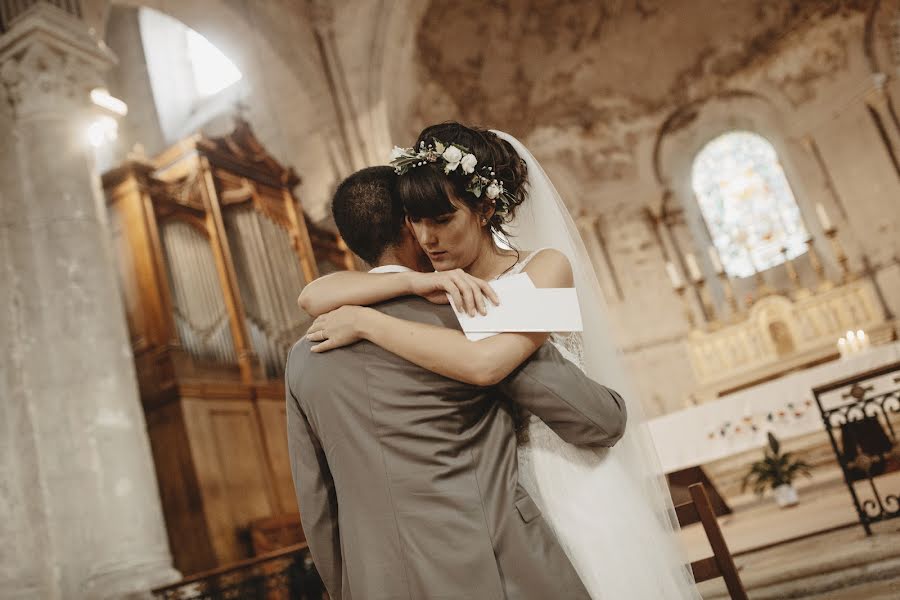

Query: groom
[{"left": 286, "top": 166, "right": 627, "bottom": 600}]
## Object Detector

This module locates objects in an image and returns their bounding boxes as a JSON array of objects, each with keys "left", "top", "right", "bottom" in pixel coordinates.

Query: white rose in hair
[
  {"left": 390, "top": 146, "right": 406, "bottom": 161},
  {"left": 442, "top": 146, "right": 463, "bottom": 172},
  {"left": 460, "top": 153, "right": 478, "bottom": 174},
  {"left": 486, "top": 182, "right": 501, "bottom": 199}
]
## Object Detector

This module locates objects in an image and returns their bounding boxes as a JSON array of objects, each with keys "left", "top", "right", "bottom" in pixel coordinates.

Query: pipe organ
[{"left": 103, "top": 119, "right": 354, "bottom": 574}]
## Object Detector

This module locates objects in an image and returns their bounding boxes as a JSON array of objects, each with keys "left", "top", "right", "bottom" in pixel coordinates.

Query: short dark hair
[
  {"left": 397, "top": 122, "right": 528, "bottom": 235},
  {"left": 331, "top": 166, "right": 404, "bottom": 264}
]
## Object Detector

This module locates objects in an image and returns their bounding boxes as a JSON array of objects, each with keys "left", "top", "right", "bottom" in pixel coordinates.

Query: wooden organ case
[{"left": 102, "top": 119, "right": 353, "bottom": 575}]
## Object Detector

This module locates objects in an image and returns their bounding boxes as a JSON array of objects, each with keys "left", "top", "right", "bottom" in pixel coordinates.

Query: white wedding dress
[
  {"left": 492, "top": 127, "right": 700, "bottom": 599},
  {"left": 497, "top": 252, "right": 698, "bottom": 599}
]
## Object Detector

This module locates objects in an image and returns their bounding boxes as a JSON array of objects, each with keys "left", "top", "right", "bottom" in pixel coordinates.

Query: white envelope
[{"left": 451, "top": 274, "right": 583, "bottom": 341}]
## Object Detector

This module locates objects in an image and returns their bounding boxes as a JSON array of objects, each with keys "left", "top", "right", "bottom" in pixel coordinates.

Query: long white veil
[{"left": 493, "top": 130, "right": 698, "bottom": 596}]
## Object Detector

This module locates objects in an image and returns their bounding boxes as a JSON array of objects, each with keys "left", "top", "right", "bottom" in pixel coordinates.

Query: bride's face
[{"left": 407, "top": 195, "right": 485, "bottom": 271}]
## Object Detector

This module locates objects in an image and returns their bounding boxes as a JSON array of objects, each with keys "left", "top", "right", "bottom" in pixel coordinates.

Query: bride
[{"left": 299, "top": 122, "right": 699, "bottom": 599}]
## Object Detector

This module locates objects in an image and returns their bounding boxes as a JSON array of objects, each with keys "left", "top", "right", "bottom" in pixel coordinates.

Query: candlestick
[
  {"left": 674, "top": 285, "right": 696, "bottom": 328},
  {"left": 805, "top": 237, "right": 833, "bottom": 292},
  {"left": 707, "top": 245, "right": 724, "bottom": 274},
  {"left": 780, "top": 246, "right": 808, "bottom": 298},
  {"left": 685, "top": 253, "right": 702, "bottom": 282},
  {"left": 718, "top": 270, "right": 741, "bottom": 317},
  {"left": 847, "top": 330, "right": 860, "bottom": 352},
  {"left": 696, "top": 277, "right": 717, "bottom": 325},
  {"left": 824, "top": 228, "right": 853, "bottom": 283},
  {"left": 816, "top": 203, "right": 834, "bottom": 232},
  {"left": 666, "top": 262, "right": 683, "bottom": 289}
]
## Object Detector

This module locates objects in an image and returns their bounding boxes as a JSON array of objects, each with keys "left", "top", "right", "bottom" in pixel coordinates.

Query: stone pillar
[{"left": 0, "top": 4, "right": 178, "bottom": 599}]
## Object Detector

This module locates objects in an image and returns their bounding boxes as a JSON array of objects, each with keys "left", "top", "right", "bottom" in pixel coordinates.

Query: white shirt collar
[{"left": 369, "top": 265, "right": 414, "bottom": 274}]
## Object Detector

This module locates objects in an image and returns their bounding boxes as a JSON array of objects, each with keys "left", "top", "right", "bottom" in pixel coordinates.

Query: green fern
[{"left": 741, "top": 432, "right": 812, "bottom": 497}]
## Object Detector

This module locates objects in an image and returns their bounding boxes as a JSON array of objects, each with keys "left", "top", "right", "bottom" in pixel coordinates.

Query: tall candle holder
[
  {"left": 780, "top": 246, "right": 809, "bottom": 299},
  {"left": 695, "top": 276, "right": 718, "bottom": 326},
  {"left": 717, "top": 270, "right": 741, "bottom": 318},
  {"left": 805, "top": 237, "right": 833, "bottom": 292},
  {"left": 674, "top": 285, "right": 696, "bottom": 329},
  {"left": 824, "top": 227, "right": 853, "bottom": 283}
]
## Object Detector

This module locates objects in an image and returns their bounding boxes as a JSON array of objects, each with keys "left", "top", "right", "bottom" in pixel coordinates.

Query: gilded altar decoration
[{"left": 687, "top": 278, "right": 892, "bottom": 399}]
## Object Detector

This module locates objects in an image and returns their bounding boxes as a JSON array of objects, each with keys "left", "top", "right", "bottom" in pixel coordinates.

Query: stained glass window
[{"left": 691, "top": 131, "right": 808, "bottom": 278}]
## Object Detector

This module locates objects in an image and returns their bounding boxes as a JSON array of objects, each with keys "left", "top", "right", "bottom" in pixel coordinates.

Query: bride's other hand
[
  {"left": 407, "top": 269, "right": 499, "bottom": 316},
  {"left": 306, "top": 306, "right": 373, "bottom": 352}
]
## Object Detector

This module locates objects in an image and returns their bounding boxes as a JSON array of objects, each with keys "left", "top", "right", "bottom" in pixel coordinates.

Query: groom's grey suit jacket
[{"left": 286, "top": 297, "right": 627, "bottom": 600}]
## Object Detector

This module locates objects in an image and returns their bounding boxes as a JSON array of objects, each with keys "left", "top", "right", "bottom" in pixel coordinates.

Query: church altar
[{"left": 648, "top": 341, "right": 900, "bottom": 474}]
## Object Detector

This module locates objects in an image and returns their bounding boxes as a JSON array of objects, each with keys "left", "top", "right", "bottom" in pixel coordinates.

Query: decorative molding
[{"left": 0, "top": 2, "right": 112, "bottom": 120}]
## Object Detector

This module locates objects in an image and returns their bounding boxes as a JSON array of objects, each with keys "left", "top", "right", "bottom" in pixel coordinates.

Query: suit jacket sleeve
[
  {"left": 285, "top": 351, "right": 342, "bottom": 599},
  {"left": 497, "top": 342, "right": 628, "bottom": 448}
]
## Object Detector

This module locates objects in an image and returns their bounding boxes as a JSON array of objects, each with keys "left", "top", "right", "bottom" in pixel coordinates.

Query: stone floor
[
  {"left": 680, "top": 467, "right": 900, "bottom": 598},
  {"left": 696, "top": 523, "right": 900, "bottom": 599}
]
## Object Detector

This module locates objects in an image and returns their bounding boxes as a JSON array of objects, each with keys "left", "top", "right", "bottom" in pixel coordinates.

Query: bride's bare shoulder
[{"left": 521, "top": 248, "right": 573, "bottom": 288}]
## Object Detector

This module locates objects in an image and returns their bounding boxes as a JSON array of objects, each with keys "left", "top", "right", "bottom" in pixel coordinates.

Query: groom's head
[{"left": 331, "top": 166, "right": 430, "bottom": 270}]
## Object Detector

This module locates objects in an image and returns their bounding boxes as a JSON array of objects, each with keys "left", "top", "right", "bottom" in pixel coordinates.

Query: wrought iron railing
[
  {"left": 152, "top": 543, "right": 325, "bottom": 600},
  {"left": 813, "top": 360, "right": 900, "bottom": 535}
]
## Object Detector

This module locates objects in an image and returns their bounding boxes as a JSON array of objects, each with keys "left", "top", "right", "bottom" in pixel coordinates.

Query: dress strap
[
  {"left": 519, "top": 247, "right": 549, "bottom": 271},
  {"left": 509, "top": 247, "right": 552, "bottom": 274}
]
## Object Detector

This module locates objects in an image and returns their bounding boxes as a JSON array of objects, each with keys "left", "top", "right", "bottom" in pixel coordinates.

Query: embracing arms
[
  {"left": 297, "top": 269, "right": 499, "bottom": 317},
  {"left": 306, "top": 249, "right": 574, "bottom": 387},
  {"left": 497, "top": 343, "right": 628, "bottom": 447}
]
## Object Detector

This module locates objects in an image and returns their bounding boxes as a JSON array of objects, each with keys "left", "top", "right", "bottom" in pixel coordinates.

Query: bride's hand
[
  {"left": 407, "top": 269, "right": 500, "bottom": 316},
  {"left": 306, "top": 306, "right": 372, "bottom": 352}
]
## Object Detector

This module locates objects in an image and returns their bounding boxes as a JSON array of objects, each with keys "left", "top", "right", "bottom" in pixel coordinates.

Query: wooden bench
[{"left": 675, "top": 483, "right": 748, "bottom": 600}]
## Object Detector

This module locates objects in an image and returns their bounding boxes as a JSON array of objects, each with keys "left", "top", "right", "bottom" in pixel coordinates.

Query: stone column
[{"left": 0, "top": 4, "right": 178, "bottom": 599}]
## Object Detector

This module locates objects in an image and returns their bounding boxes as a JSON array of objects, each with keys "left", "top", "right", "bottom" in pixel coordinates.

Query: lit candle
[
  {"left": 846, "top": 330, "right": 858, "bottom": 352},
  {"left": 666, "top": 262, "right": 683, "bottom": 289},
  {"left": 707, "top": 246, "right": 724, "bottom": 274},
  {"left": 857, "top": 329, "right": 869, "bottom": 349},
  {"left": 685, "top": 253, "right": 702, "bottom": 281},
  {"left": 816, "top": 203, "right": 833, "bottom": 232},
  {"left": 837, "top": 337, "right": 847, "bottom": 358}
]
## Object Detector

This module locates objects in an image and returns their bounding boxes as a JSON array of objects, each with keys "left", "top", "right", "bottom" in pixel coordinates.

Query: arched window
[
  {"left": 139, "top": 8, "right": 244, "bottom": 142},
  {"left": 185, "top": 28, "right": 242, "bottom": 97},
  {"left": 691, "top": 131, "right": 808, "bottom": 278}
]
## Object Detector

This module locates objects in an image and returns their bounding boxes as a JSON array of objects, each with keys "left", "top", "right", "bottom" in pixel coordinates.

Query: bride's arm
[
  {"left": 306, "top": 249, "right": 573, "bottom": 386},
  {"left": 297, "top": 269, "right": 500, "bottom": 317},
  {"left": 297, "top": 271, "right": 412, "bottom": 316}
]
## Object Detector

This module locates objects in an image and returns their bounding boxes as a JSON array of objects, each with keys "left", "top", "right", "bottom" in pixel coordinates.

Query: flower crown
[{"left": 389, "top": 138, "right": 516, "bottom": 216}]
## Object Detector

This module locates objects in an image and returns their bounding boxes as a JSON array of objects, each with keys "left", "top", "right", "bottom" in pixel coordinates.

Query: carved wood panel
[{"left": 181, "top": 398, "right": 280, "bottom": 566}]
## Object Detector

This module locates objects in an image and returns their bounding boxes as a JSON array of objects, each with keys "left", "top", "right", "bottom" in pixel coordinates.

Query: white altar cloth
[{"left": 648, "top": 341, "right": 900, "bottom": 473}]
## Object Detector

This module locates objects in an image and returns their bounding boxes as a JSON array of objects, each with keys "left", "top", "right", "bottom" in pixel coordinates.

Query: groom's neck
[{"left": 375, "top": 249, "right": 420, "bottom": 272}]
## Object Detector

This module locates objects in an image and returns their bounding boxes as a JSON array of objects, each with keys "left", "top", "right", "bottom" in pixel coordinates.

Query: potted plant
[{"left": 742, "top": 432, "right": 812, "bottom": 507}]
